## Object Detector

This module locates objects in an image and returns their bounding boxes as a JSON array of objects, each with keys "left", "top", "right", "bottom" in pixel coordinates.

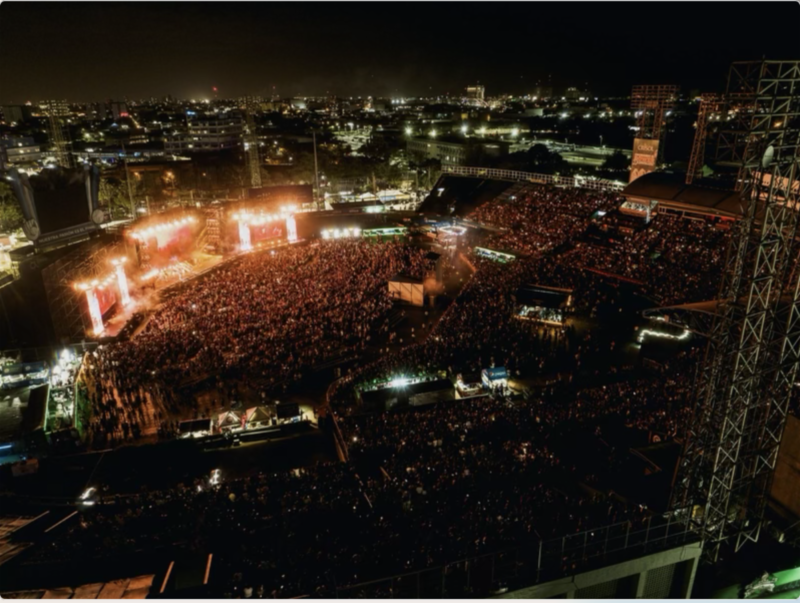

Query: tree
[
  {"left": 419, "top": 158, "right": 442, "bottom": 188},
  {"left": 490, "top": 144, "right": 571, "bottom": 175},
  {"left": 99, "top": 177, "right": 132, "bottom": 220},
  {"left": 0, "top": 182, "right": 23, "bottom": 233},
  {"left": 602, "top": 150, "right": 630, "bottom": 172}
]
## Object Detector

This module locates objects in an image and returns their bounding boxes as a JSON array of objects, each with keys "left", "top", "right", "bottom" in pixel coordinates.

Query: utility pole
[
  {"left": 313, "top": 130, "right": 321, "bottom": 210},
  {"left": 121, "top": 143, "right": 135, "bottom": 219},
  {"left": 243, "top": 96, "right": 262, "bottom": 189}
]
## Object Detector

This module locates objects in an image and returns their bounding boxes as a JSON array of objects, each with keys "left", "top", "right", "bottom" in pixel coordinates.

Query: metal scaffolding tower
[
  {"left": 686, "top": 93, "right": 722, "bottom": 185},
  {"left": 42, "top": 100, "right": 73, "bottom": 168},
  {"left": 672, "top": 60, "right": 800, "bottom": 563},
  {"left": 631, "top": 84, "right": 679, "bottom": 141},
  {"left": 242, "top": 96, "right": 262, "bottom": 189}
]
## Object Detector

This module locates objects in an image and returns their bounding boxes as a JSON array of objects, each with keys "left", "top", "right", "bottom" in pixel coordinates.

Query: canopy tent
[
  {"left": 217, "top": 410, "right": 242, "bottom": 431},
  {"left": 244, "top": 405, "right": 272, "bottom": 429}
]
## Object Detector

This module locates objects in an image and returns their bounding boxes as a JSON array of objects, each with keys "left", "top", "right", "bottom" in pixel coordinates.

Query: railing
[
  {"left": 334, "top": 510, "right": 700, "bottom": 598},
  {"left": 441, "top": 165, "right": 626, "bottom": 192}
]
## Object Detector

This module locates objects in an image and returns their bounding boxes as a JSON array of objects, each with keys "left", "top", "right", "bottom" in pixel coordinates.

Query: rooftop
[{"left": 623, "top": 171, "right": 742, "bottom": 218}]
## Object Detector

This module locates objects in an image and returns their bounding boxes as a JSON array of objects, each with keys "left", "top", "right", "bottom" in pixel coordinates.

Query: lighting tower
[
  {"left": 629, "top": 85, "right": 678, "bottom": 181},
  {"left": 672, "top": 60, "right": 800, "bottom": 563},
  {"left": 42, "top": 99, "right": 73, "bottom": 168},
  {"left": 686, "top": 93, "right": 722, "bottom": 185},
  {"left": 631, "top": 84, "right": 679, "bottom": 141},
  {"left": 242, "top": 96, "right": 262, "bottom": 189}
]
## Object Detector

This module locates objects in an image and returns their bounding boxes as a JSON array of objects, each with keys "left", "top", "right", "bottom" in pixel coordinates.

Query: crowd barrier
[{"left": 333, "top": 510, "right": 700, "bottom": 598}]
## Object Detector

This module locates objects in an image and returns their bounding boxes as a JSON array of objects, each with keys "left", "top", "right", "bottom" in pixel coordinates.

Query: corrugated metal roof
[{"left": 623, "top": 172, "right": 742, "bottom": 218}]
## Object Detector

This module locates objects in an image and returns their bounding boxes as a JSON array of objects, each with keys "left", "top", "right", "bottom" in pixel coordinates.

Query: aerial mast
[{"left": 242, "top": 96, "right": 262, "bottom": 189}]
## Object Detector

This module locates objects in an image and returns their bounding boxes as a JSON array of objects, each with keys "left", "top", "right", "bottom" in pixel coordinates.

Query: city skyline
[{"left": 1, "top": 2, "right": 798, "bottom": 103}]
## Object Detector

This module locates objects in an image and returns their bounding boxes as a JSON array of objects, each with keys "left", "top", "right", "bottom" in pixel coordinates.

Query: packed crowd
[
  {"left": 31, "top": 184, "right": 728, "bottom": 597},
  {"left": 470, "top": 186, "right": 619, "bottom": 256},
  {"left": 35, "top": 372, "right": 691, "bottom": 598},
  {"left": 571, "top": 213, "right": 730, "bottom": 304},
  {"left": 470, "top": 185, "right": 730, "bottom": 305},
  {"left": 34, "top": 340, "right": 697, "bottom": 596},
  {"left": 81, "top": 240, "right": 428, "bottom": 444}
]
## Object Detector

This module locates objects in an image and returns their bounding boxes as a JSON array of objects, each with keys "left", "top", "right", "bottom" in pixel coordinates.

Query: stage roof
[
  {"left": 623, "top": 172, "right": 743, "bottom": 218},
  {"left": 419, "top": 175, "right": 515, "bottom": 217},
  {"left": 0, "top": 385, "right": 48, "bottom": 443}
]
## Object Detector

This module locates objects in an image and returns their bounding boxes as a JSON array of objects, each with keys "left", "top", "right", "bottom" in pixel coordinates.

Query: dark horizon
[{"left": 1, "top": 1, "right": 798, "bottom": 104}]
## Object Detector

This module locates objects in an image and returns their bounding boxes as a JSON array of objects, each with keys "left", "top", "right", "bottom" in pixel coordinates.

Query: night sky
[{"left": 1, "top": 2, "right": 798, "bottom": 103}]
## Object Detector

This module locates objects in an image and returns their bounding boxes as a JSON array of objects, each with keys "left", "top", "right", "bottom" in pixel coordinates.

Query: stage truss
[
  {"left": 686, "top": 93, "right": 722, "bottom": 185},
  {"left": 672, "top": 60, "right": 800, "bottom": 563},
  {"left": 631, "top": 84, "right": 679, "bottom": 141},
  {"left": 42, "top": 237, "right": 127, "bottom": 342}
]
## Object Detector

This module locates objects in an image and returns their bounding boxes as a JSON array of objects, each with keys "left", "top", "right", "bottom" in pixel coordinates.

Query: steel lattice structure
[
  {"left": 672, "top": 60, "right": 800, "bottom": 564},
  {"left": 41, "top": 237, "right": 125, "bottom": 342},
  {"left": 242, "top": 96, "right": 262, "bottom": 188},
  {"left": 631, "top": 84, "right": 679, "bottom": 141},
  {"left": 686, "top": 93, "right": 722, "bottom": 185},
  {"left": 42, "top": 100, "right": 73, "bottom": 168}
]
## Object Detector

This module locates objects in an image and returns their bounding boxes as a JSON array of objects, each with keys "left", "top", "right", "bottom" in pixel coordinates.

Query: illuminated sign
[{"left": 629, "top": 138, "right": 660, "bottom": 183}]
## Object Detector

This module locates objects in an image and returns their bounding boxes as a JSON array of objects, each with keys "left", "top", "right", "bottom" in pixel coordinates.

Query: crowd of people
[
  {"left": 470, "top": 186, "right": 730, "bottom": 306},
  {"left": 81, "top": 240, "right": 429, "bottom": 444},
  {"left": 34, "top": 344, "right": 697, "bottom": 597},
  {"left": 26, "top": 183, "right": 736, "bottom": 597},
  {"left": 469, "top": 186, "right": 620, "bottom": 257}
]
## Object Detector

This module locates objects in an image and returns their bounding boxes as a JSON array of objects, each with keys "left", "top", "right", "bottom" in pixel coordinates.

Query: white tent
[{"left": 388, "top": 276, "right": 424, "bottom": 306}]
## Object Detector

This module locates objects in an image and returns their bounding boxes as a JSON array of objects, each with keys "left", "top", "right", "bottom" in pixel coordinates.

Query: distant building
[
  {"left": 407, "top": 136, "right": 508, "bottom": 166},
  {"left": 40, "top": 99, "right": 70, "bottom": 118},
  {"left": 564, "top": 87, "right": 591, "bottom": 101},
  {"left": 110, "top": 101, "right": 129, "bottom": 120},
  {"left": 466, "top": 85, "right": 485, "bottom": 103},
  {"left": 164, "top": 114, "right": 244, "bottom": 153},
  {"left": 0, "top": 136, "right": 43, "bottom": 165},
  {"left": 1, "top": 105, "right": 32, "bottom": 124},
  {"left": 532, "top": 86, "right": 553, "bottom": 99},
  {"left": 91, "top": 102, "right": 109, "bottom": 119},
  {"left": 372, "top": 98, "right": 390, "bottom": 112}
]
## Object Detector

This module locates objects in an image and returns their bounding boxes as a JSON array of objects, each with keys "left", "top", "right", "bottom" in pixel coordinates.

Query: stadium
[
  {"left": 0, "top": 164, "right": 765, "bottom": 597},
  {"left": 0, "top": 49, "right": 799, "bottom": 600}
]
